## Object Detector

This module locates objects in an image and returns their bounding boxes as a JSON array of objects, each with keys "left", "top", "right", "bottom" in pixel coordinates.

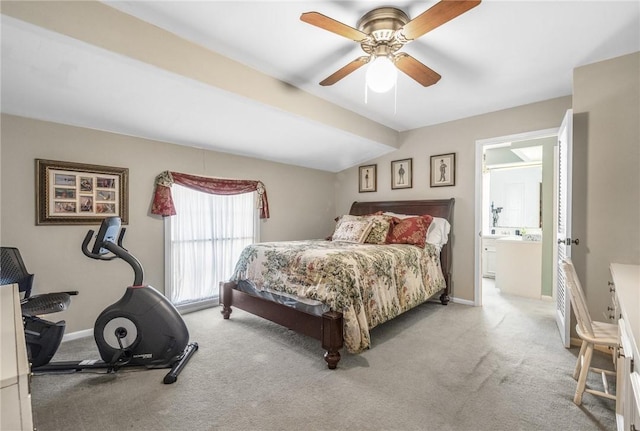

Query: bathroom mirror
[
  {"left": 485, "top": 144, "right": 543, "bottom": 229},
  {"left": 489, "top": 165, "right": 542, "bottom": 228}
]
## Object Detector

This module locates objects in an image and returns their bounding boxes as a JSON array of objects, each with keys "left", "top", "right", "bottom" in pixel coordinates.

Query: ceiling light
[{"left": 365, "top": 56, "right": 397, "bottom": 93}]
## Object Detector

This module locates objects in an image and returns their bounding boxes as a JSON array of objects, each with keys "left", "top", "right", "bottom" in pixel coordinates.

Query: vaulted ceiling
[{"left": 2, "top": 1, "right": 639, "bottom": 172}]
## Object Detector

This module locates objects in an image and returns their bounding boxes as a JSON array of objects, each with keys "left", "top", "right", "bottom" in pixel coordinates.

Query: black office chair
[{"left": 1, "top": 247, "right": 78, "bottom": 366}]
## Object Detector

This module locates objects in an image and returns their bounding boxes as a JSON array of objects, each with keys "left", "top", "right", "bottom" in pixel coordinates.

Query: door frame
[{"left": 474, "top": 128, "right": 559, "bottom": 306}]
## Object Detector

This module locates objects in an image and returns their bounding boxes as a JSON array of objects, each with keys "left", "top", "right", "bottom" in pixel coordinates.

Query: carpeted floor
[{"left": 30, "top": 282, "right": 616, "bottom": 431}]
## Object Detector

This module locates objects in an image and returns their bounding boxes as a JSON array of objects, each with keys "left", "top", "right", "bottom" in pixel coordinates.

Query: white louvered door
[{"left": 555, "top": 110, "right": 573, "bottom": 348}]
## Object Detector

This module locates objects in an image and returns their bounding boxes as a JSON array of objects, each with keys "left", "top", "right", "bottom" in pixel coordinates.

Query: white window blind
[{"left": 165, "top": 184, "right": 258, "bottom": 311}]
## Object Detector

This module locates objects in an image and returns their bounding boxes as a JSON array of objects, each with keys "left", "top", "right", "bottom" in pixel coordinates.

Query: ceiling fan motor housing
[{"left": 357, "top": 7, "right": 409, "bottom": 57}]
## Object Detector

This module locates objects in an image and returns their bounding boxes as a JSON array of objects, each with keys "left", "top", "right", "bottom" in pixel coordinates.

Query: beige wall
[
  {"left": 335, "top": 96, "right": 573, "bottom": 302},
  {"left": 0, "top": 114, "right": 336, "bottom": 333},
  {"left": 2, "top": 52, "right": 636, "bottom": 334},
  {"left": 334, "top": 51, "right": 640, "bottom": 313},
  {"left": 572, "top": 52, "right": 640, "bottom": 316}
]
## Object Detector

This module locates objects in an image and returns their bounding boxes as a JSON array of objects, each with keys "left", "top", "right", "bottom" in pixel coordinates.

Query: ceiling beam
[{"left": 1, "top": 0, "right": 399, "bottom": 148}]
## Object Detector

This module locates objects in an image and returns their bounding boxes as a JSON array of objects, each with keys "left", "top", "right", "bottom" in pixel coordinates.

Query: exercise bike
[{"left": 23, "top": 217, "right": 198, "bottom": 384}]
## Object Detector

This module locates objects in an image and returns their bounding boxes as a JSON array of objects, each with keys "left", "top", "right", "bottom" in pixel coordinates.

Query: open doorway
[{"left": 474, "top": 129, "right": 559, "bottom": 306}]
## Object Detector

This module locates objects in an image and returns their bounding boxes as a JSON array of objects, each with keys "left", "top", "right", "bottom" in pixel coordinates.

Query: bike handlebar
[{"left": 82, "top": 223, "right": 144, "bottom": 286}]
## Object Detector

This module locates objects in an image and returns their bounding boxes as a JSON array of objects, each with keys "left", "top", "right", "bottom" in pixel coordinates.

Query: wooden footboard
[
  {"left": 220, "top": 281, "right": 448, "bottom": 369},
  {"left": 220, "top": 281, "right": 344, "bottom": 369}
]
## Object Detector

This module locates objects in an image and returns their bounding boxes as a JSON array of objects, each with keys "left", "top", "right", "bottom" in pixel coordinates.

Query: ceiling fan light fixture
[{"left": 365, "top": 56, "right": 397, "bottom": 93}]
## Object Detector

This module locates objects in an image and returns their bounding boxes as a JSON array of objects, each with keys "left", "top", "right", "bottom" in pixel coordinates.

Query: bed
[{"left": 220, "top": 199, "right": 454, "bottom": 369}]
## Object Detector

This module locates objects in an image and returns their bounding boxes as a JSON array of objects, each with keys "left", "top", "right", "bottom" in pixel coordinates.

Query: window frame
[{"left": 163, "top": 187, "right": 260, "bottom": 314}]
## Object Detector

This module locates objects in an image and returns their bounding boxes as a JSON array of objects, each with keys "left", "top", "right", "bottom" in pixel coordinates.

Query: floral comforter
[{"left": 231, "top": 240, "right": 445, "bottom": 353}]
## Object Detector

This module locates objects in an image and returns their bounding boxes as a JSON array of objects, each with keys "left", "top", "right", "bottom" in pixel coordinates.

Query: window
[{"left": 165, "top": 184, "right": 258, "bottom": 312}]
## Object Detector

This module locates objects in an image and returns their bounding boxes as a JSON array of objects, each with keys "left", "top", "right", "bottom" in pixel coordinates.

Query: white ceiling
[{"left": 2, "top": 1, "right": 639, "bottom": 172}]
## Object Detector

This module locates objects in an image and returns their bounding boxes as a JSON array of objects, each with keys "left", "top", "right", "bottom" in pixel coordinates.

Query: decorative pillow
[
  {"left": 386, "top": 215, "right": 433, "bottom": 247},
  {"left": 331, "top": 215, "right": 374, "bottom": 243},
  {"left": 383, "top": 212, "right": 450, "bottom": 248},
  {"left": 363, "top": 214, "right": 394, "bottom": 244}
]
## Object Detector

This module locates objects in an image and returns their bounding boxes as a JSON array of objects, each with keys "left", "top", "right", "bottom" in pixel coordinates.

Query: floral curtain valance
[{"left": 151, "top": 171, "right": 270, "bottom": 219}]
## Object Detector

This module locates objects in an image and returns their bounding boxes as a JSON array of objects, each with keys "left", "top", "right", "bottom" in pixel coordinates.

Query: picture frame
[
  {"left": 36, "top": 159, "right": 129, "bottom": 225},
  {"left": 391, "top": 158, "right": 412, "bottom": 189},
  {"left": 358, "top": 164, "right": 377, "bottom": 193},
  {"left": 430, "top": 153, "right": 456, "bottom": 187}
]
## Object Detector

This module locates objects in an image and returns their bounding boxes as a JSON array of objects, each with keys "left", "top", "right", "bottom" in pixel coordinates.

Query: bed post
[
  {"left": 321, "top": 311, "right": 343, "bottom": 369},
  {"left": 439, "top": 246, "right": 452, "bottom": 305},
  {"left": 440, "top": 273, "right": 451, "bottom": 305},
  {"left": 220, "top": 281, "right": 234, "bottom": 319},
  {"left": 439, "top": 198, "right": 454, "bottom": 305}
]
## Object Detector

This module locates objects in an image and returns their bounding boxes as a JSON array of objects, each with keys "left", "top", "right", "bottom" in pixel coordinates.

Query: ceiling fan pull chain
[
  {"left": 394, "top": 77, "right": 398, "bottom": 115},
  {"left": 364, "top": 81, "right": 369, "bottom": 104}
]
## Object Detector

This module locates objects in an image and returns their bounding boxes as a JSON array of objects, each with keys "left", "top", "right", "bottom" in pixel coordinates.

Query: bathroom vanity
[
  {"left": 494, "top": 236, "right": 542, "bottom": 298},
  {"left": 482, "top": 234, "right": 509, "bottom": 278}
]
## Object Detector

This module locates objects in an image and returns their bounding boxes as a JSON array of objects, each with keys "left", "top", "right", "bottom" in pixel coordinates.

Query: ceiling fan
[{"left": 300, "top": 0, "right": 481, "bottom": 91}]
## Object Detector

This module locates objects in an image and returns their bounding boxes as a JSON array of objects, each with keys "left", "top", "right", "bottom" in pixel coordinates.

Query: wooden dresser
[
  {"left": 610, "top": 264, "right": 640, "bottom": 431},
  {"left": 1, "top": 284, "right": 34, "bottom": 430}
]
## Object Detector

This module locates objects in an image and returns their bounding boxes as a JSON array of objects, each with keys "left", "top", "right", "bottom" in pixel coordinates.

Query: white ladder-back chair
[{"left": 561, "top": 259, "right": 618, "bottom": 405}]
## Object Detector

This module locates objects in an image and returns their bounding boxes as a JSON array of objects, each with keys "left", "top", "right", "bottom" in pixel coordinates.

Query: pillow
[
  {"left": 386, "top": 215, "right": 433, "bottom": 247},
  {"left": 426, "top": 217, "right": 451, "bottom": 247},
  {"left": 331, "top": 215, "right": 374, "bottom": 243},
  {"left": 382, "top": 211, "right": 413, "bottom": 220},
  {"left": 363, "top": 214, "right": 394, "bottom": 244},
  {"left": 383, "top": 212, "right": 451, "bottom": 247}
]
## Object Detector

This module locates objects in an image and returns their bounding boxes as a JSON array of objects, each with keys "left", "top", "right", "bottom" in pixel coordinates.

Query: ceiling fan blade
[
  {"left": 301, "top": 12, "right": 370, "bottom": 42},
  {"left": 394, "top": 53, "right": 441, "bottom": 87},
  {"left": 399, "top": 0, "right": 481, "bottom": 41},
  {"left": 319, "top": 56, "right": 369, "bottom": 86}
]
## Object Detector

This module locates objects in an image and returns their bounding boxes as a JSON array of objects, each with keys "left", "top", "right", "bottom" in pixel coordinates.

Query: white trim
[
  {"left": 476, "top": 129, "right": 559, "bottom": 148},
  {"left": 62, "top": 328, "right": 92, "bottom": 343},
  {"left": 164, "top": 189, "right": 260, "bottom": 308},
  {"left": 254, "top": 206, "right": 261, "bottom": 244},
  {"left": 555, "top": 109, "right": 573, "bottom": 348},
  {"left": 474, "top": 139, "right": 484, "bottom": 307},
  {"left": 61, "top": 302, "right": 221, "bottom": 343},
  {"left": 175, "top": 298, "right": 219, "bottom": 314},
  {"left": 451, "top": 297, "right": 475, "bottom": 306},
  {"left": 474, "top": 128, "right": 559, "bottom": 307},
  {"left": 164, "top": 215, "right": 172, "bottom": 303}
]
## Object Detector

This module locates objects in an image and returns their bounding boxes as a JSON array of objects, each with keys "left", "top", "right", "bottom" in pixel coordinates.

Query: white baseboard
[
  {"left": 58, "top": 299, "right": 214, "bottom": 342},
  {"left": 451, "top": 297, "right": 474, "bottom": 306},
  {"left": 62, "top": 328, "right": 92, "bottom": 343},
  {"left": 176, "top": 298, "right": 219, "bottom": 314}
]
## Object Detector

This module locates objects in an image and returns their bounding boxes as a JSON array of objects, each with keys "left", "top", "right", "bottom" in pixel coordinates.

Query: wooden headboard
[{"left": 349, "top": 199, "right": 455, "bottom": 300}]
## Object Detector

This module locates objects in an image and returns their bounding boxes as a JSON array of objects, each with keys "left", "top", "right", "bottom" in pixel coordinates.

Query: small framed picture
[
  {"left": 358, "top": 164, "right": 377, "bottom": 193},
  {"left": 430, "top": 153, "right": 456, "bottom": 187},
  {"left": 391, "top": 158, "right": 412, "bottom": 190}
]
